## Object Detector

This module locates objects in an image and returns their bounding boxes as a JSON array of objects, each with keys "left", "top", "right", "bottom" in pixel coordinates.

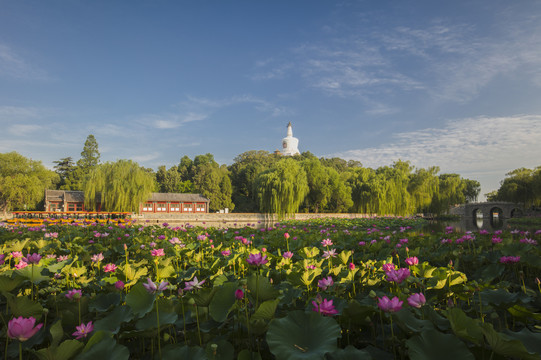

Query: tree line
[
  {"left": 1, "top": 134, "right": 483, "bottom": 215},
  {"left": 485, "top": 167, "right": 541, "bottom": 208}
]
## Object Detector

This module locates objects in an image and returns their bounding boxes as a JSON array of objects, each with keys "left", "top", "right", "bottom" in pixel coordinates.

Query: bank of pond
[{"left": 0, "top": 217, "right": 540, "bottom": 359}]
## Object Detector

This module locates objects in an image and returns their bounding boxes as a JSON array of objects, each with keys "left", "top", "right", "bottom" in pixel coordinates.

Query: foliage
[
  {"left": 83, "top": 160, "right": 155, "bottom": 212},
  {"left": 255, "top": 158, "right": 309, "bottom": 216},
  {"left": 0, "top": 152, "right": 59, "bottom": 212},
  {"left": 489, "top": 167, "right": 541, "bottom": 207},
  {"left": 1, "top": 217, "right": 541, "bottom": 359}
]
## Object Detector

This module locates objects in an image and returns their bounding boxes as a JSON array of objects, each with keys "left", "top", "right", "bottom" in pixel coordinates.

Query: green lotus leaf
[
  {"left": 0, "top": 275, "right": 24, "bottom": 292},
  {"left": 324, "top": 345, "right": 373, "bottom": 360},
  {"left": 302, "top": 247, "right": 320, "bottom": 259},
  {"left": 445, "top": 307, "right": 483, "bottom": 345},
  {"left": 251, "top": 298, "right": 280, "bottom": 321},
  {"left": 247, "top": 274, "right": 279, "bottom": 302},
  {"left": 507, "top": 304, "right": 541, "bottom": 321},
  {"left": 49, "top": 319, "right": 64, "bottom": 348},
  {"left": 5, "top": 292, "right": 43, "bottom": 319},
  {"left": 93, "top": 305, "right": 134, "bottom": 334},
  {"left": 502, "top": 327, "right": 541, "bottom": 359},
  {"left": 341, "top": 300, "right": 376, "bottom": 327},
  {"left": 192, "top": 287, "right": 217, "bottom": 307},
  {"left": 394, "top": 309, "right": 434, "bottom": 334},
  {"left": 15, "top": 266, "right": 51, "bottom": 284},
  {"left": 209, "top": 282, "right": 238, "bottom": 322},
  {"left": 481, "top": 322, "right": 541, "bottom": 360},
  {"left": 406, "top": 330, "right": 474, "bottom": 360},
  {"left": 75, "top": 333, "right": 129, "bottom": 360},
  {"left": 125, "top": 282, "right": 155, "bottom": 318},
  {"left": 157, "top": 264, "right": 175, "bottom": 280},
  {"left": 35, "top": 339, "right": 83, "bottom": 360},
  {"left": 88, "top": 292, "right": 121, "bottom": 312},
  {"left": 205, "top": 340, "right": 235, "bottom": 360},
  {"left": 135, "top": 309, "right": 178, "bottom": 330},
  {"left": 267, "top": 310, "right": 341, "bottom": 360},
  {"left": 237, "top": 349, "right": 263, "bottom": 360},
  {"left": 160, "top": 344, "right": 206, "bottom": 360}
]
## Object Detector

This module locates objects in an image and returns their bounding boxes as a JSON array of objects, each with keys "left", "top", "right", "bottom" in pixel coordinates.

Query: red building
[{"left": 44, "top": 190, "right": 209, "bottom": 214}]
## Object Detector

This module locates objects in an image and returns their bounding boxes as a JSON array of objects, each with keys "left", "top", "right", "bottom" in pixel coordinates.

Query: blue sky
[{"left": 1, "top": 0, "right": 541, "bottom": 199}]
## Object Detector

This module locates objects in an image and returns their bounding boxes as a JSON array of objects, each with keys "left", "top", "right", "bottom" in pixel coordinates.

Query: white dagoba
[{"left": 281, "top": 122, "right": 300, "bottom": 156}]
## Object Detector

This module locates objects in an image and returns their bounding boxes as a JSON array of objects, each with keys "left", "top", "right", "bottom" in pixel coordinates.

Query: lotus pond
[{"left": 1, "top": 217, "right": 541, "bottom": 359}]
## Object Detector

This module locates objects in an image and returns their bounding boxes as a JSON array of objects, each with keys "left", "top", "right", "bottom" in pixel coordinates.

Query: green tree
[
  {"left": 83, "top": 159, "right": 155, "bottom": 213},
  {"left": 408, "top": 166, "right": 440, "bottom": 214},
  {"left": 192, "top": 154, "right": 234, "bottom": 212},
  {"left": 53, "top": 157, "right": 76, "bottom": 190},
  {"left": 301, "top": 157, "right": 332, "bottom": 213},
  {"left": 255, "top": 158, "right": 309, "bottom": 216},
  {"left": 0, "top": 152, "right": 59, "bottom": 213},
  {"left": 463, "top": 179, "right": 481, "bottom": 203},
  {"left": 77, "top": 134, "right": 100, "bottom": 170},
  {"left": 229, "top": 150, "right": 277, "bottom": 212}
]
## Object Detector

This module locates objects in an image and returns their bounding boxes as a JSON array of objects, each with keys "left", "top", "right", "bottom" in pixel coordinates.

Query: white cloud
[
  {"left": 136, "top": 112, "right": 207, "bottom": 130},
  {"left": 8, "top": 124, "right": 42, "bottom": 135},
  {"left": 0, "top": 43, "right": 49, "bottom": 80},
  {"left": 332, "top": 115, "right": 541, "bottom": 195}
]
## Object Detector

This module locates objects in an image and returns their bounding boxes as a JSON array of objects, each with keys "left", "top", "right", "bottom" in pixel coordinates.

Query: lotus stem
[
  {"left": 156, "top": 298, "right": 162, "bottom": 359},
  {"left": 19, "top": 341, "right": 22, "bottom": 360},
  {"left": 195, "top": 304, "right": 202, "bottom": 346}
]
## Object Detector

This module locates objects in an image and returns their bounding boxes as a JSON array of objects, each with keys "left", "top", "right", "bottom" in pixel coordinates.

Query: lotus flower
[
  {"left": 151, "top": 248, "right": 165, "bottom": 257},
  {"left": 235, "top": 289, "right": 244, "bottom": 300},
  {"left": 66, "top": 289, "right": 82, "bottom": 300},
  {"left": 103, "top": 263, "right": 117, "bottom": 273},
  {"left": 23, "top": 253, "right": 42, "bottom": 264},
  {"left": 377, "top": 296, "right": 403, "bottom": 313},
  {"left": 143, "top": 278, "right": 168, "bottom": 294},
  {"left": 246, "top": 253, "right": 268, "bottom": 267},
  {"left": 8, "top": 316, "right": 43, "bottom": 341},
  {"left": 407, "top": 293, "right": 426, "bottom": 308},
  {"left": 404, "top": 257, "right": 419, "bottom": 266},
  {"left": 184, "top": 276, "right": 205, "bottom": 291},
  {"left": 312, "top": 298, "right": 339, "bottom": 316},
  {"left": 317, "top": 276, "right": 334, "bottom": 291},
  {"left": 72, "top": 321, "right": 93, "bottom": 339}
]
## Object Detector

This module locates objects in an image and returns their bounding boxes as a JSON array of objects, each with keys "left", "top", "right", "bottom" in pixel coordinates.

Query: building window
[
  {"left": 157, "top": 203, "right": 167, "bottom": 212},
  {"left": 143, "top": 203, "right": 154, "bottom": 212},
  {"left": 49, "top": 202, "right": 61, "bottom": 211},
  {"left": 76, "top": 203, "right": 84, "bottom": 211},
  {"left": 183, "top": 203, "right": 193, "bottom": 212},
  {"left": 196, "top": 203, "right": 206, "bottom": 212},
  {"left": 170, "top": 203, "right": 180, "bottom": 212}
]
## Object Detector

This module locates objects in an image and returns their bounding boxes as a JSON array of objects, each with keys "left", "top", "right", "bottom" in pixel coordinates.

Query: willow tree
[
  {"left": 0, "top": 152, "right": 59, "bottom": 213},
  {"left": 84, "top": 159, "right": 155, "bottom": 213},
  {"left": 255, "top": 158, "right": 309, "bottom": 216}
]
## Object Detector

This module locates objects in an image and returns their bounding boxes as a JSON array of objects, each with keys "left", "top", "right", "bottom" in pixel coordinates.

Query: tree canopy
[
  {"left": 84, "top": 160, "right": 155, "bottom": 213},
  {"left": 0, "top": 152, "right": 59, "bottom": 213}
]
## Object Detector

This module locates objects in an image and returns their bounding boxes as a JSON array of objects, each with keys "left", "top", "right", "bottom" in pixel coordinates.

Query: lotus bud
[{"left": 369, "top": 290, "right": 377, "bottom": 299}]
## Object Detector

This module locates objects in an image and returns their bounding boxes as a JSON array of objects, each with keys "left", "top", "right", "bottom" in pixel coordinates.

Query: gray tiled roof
[{"left": 146, "top": 193, "right": 209, "bottom": 203}]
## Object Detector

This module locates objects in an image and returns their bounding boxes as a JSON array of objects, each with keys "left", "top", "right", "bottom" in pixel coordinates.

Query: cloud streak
[
  {"left": 0, "top": 43, "right": 49, "bottom": 80},
  {"left": 332, "top": 115, "right": 541, "bottom": 194}
]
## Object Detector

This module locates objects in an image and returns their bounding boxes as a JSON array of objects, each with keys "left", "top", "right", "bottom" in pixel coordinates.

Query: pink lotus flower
[
  {"left": 72, "top": 321, "right": 93, "bottom": 339},
  {"left": 405, "top": 257, "right": 419, "bottom": 266},
  {"left": 322, "top": 249, "right": 337, "bottom": 259},
  {"left": 143, "top": 278, "right": 168, "bottom": 294},
  {"left": 184, "top": 276, "right": 205, "bottom": 291},
  {"left": 377, "top": 296, "right": 403, "bottom": 312},
  {"left": 235, "top": 289, "right": 244, "bottom": 300},
  {"left": 221, "top": 250, "right": 231, "bottom": 256},
  {"left": 500, "top": 256, "right": 520, "bottom": 264},
  {"left": 284, "top": 232, "right": 290, "bottom": 239},
  {"left": 282, "top": 251, "right": 293, "bottom": 259},
  {"left": 11, "top": 251, "right": 23, "bottom": 259},
  {"left": 312, "top": 298, "right": 339, "bottom": 316},
  {"left": 103, "top": 263, "right": 117, "bottom": 273},
  {"left": 385, "top": 268, "right": 410, "bottom": 284},
  {"left": 8, "top": 316, "right": 43, "bottom": 341},
  {"left": 151, "top": 248, "right": 165, "bottom": 257},
  {"left": 57, "top": 255, "right": 69, "bottom": 262},
  {"left": 91, "top": 253, "right": 104, "bottom": 263},
  {"left": 114, "top": 280, "right": 125, "bottom": 291},
  {"left": 407, "top": 293, "right": 426, "bottom": 308},
  {"left": 321, "top": 239, "right": 333, "bottom": 247},
  {"left": 0, "top": 254, "right": 4, "bottom": 265},
  {"left": 66, "top": 289, "right": 82, "bottom": 300},
  {"left": 23, "top": 253, "right": 42, "bottom": 264},
  {"left": 318, "top": 276, "right": 334, "bottom": 290},
  {"left": 348, "top": 262, "right": 356, "bottom": 271},
  {"left": 246, "top": 253, "right": 268, "bottom": 267},
  {"left": 14, "top": 261, "right": 28, "bottom": 269},
  {"left": 491, "top": 236, "right": 503, "bottom": 244},
  {"left": 382, "top": 263, "right": 395, "bottom": 272}
]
